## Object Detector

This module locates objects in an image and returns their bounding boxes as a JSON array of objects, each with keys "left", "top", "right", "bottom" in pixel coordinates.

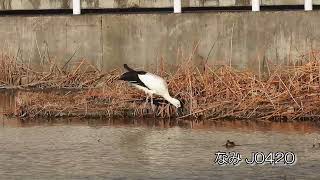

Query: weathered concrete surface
[
  {"left": 0, "top": 15, "right": 102, "bottom": 70},
  {"left": 0, "top": 11, "right": 320, "bottom": 72},
  {"left": 101, "top": 11, "right": 320, "bottom": 71},
  {"left": 0, "top": 0, "right": 320, "bottom": 10}
]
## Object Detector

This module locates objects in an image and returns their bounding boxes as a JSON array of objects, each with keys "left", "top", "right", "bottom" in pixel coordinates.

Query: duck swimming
[{"left": 225, "top": 140, "right": 236, "bottom": 148}]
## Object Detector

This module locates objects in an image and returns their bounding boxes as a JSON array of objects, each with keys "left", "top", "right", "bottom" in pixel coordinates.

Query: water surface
[{"left": 1, "top": 92, "right": 320, "bottom": 179}]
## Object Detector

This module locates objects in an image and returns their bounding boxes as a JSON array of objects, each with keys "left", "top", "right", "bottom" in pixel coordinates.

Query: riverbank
[{"left": 2, "top": 51, "right": 320, "bottom": 121}]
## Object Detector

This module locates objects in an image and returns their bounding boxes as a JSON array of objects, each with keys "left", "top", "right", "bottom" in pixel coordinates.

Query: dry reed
[
  {"left": 0, "top": 55, "right": 108, "bottom": 90},
  {"left": 4, "top": 51, "right": 320, "bottom": 121}
]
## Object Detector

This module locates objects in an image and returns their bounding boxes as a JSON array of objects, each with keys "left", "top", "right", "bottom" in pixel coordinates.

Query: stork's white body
[
  {"left": 119, "top": 64, "right": 181, "bottom": 108},
  {"left": 136, "top": 73, "right": 180, "bottom": 108},
  {"left": 137, "top": 73, "right": 167, "bottom": 95}
]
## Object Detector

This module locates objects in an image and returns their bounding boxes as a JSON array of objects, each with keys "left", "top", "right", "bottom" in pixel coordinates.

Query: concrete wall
[
  {"left": 1, "top": 11, "right": 320, "bottom": 72},
  {"left": 0, "top": 0, "right": 320, "bottom": 10}
]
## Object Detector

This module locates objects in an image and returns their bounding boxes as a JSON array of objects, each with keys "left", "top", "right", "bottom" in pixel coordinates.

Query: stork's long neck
[{"left": 163, "top": 93, "right": 179, "bottom": 107}]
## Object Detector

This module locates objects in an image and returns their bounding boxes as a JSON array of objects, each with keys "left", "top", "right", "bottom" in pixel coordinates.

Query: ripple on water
[{"left": 1, "top": 119, "right": 320, "bottom": 179}]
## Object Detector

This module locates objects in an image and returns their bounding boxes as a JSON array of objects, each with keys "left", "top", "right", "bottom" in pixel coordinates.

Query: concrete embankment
[{"left": 0, "top": 9, "right": 320, "bottom": 72}]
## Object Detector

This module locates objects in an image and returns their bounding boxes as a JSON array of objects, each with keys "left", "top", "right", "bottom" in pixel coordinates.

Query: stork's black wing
[{"left": 119, "top": 71, "right": 150, "bottom": 89}]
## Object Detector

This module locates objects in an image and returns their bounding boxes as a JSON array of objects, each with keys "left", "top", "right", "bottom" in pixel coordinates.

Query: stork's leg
[
  {"left": 145, "top": 95, "right": 149, "bottom": 104},
  {"left": 150, "top": 94, "right": 155, "bottom": 112},
  {"left": 144, "top": 95, "right": 149, "bottom": 109}
]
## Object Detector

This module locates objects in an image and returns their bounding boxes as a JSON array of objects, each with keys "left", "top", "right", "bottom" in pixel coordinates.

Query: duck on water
[{"left": 119, "top": 64, "right": 182, "bottom": 113}]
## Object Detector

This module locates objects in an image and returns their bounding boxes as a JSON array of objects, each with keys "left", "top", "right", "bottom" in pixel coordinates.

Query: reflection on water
[
  {"left": 1, "top": 119, "right": 320, "bottom": 179},
  {"left": 1, "top": 92, "right": 320, "bottom": 179},
  {"left": 0, "top": 90, "right": 16, "bottom": 127},
  {"left": 0, "top": 90, "right": 15, "bottom": 113},
  {"left": 3, "top": 117, "right": 320, "bottom": 133}
]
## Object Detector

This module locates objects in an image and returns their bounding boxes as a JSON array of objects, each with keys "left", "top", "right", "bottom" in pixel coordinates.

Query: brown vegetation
[
  {"left": 3, "top": 51, "right": 320, "bottom": 121},
  {"left": 0, "top": 55, "right": 107, "bottom": 90}
]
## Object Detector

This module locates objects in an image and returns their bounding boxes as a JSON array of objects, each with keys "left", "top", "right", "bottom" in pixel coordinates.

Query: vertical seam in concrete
[
  {"left": 65, "top": 19, "right": 68, "bottom": 62},
  {"left": 100, "top": 15, "right": 103, "bottom": 69}
]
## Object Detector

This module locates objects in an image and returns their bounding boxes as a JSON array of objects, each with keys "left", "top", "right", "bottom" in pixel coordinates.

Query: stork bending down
[{"left": 119, "top": 64, "right": 181, "bottom": 111}]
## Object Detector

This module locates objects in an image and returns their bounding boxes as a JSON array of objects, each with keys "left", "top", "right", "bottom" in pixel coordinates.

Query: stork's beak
[
  {"left": 177, "top": 107, "right": 184, "bottom": 117},
  {"left": 177, "top": 100, "right": 185, "bottom": 117}
]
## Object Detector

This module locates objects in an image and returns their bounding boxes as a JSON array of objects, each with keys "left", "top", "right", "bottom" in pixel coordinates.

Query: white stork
[{"left": 119, "top": 64, "right": 181, "bottom": 110}]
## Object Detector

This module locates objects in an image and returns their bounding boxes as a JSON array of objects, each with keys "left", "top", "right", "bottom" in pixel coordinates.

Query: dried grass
[
  {"left": 5, "top": 50, "right": 320, "bottom": 121},
  {"left": 0, "top": 55, "right": 108, "bottom": 90}
]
